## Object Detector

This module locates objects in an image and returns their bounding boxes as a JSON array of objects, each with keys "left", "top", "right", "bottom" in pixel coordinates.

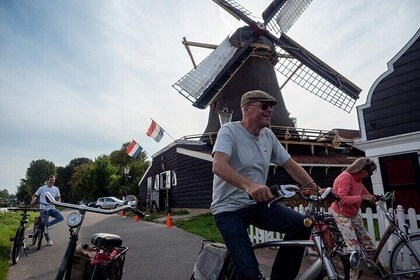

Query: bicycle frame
[{"left": 45, "top": 192, "right": 144, "bottom": 280}]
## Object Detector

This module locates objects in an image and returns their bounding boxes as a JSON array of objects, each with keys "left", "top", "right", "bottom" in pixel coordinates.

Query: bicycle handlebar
[
  {"left": 300, "top": 187, "right": 341, "bottom": 203},
  {"left": 45, "top": 192, "right": 145, "bottom": 218},
  {"left": 269, "top": 185, "right": 340, "bottom": 203},
  {"left": 6, "top": 207, "right": 40, "bottom": 212}
]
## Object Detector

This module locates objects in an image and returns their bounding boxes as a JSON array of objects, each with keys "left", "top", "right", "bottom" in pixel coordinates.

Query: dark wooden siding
[
  {"left": 363, "top": 35, "right": 420, "bottom": 140},
  {"left": 170, "top": 152, "right": 213, "bottom": 208},
  {"left": 138, "top": 144, "right": 214, "bottom": 209}
]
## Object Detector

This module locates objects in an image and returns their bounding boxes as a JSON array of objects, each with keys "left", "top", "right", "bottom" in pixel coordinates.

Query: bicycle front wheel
[
  {"left": 11, "top": 226, "right": 25, "bottom": 264},
  {"left": 31, "top": 217, "right": 39, "bottom": 246},
  {"left": 390, "top": 233, "right": 420, "bottom": 279},
  {"left": 36, "top": 224, "right": 44, "bottom": 250}
]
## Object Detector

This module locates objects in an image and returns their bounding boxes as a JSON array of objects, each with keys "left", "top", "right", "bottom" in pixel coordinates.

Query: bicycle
[
  {"left": 29, "top": 205, "right": 48, "bottom": 250},
  {"left": 45, "top": 192, "right": 145, "bottom": 280},
  {"left": 7, "top": 207, "right": 39, "bottom": 264},
  {"left": 339, "top": 192, "right": 420, "bottom": 280},
  {"left": 201, "top": 185, "right": 359, "bottom": 280}
]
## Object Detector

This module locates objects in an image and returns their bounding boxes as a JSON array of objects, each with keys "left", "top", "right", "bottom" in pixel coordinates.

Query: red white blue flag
[
  {"left": 146, "top": 120, "right": 164, "bottom": 142},
  {"left": 126, "top": 140, "right": 142, "bottom": 158}
]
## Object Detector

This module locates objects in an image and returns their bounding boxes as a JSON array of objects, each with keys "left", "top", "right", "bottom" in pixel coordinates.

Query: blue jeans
[
  {"left": 42, "top": 208, "right": 64, "bottom": 241},
  {"left": 214, "top": 202, "right": 311, "bottom": 280}
]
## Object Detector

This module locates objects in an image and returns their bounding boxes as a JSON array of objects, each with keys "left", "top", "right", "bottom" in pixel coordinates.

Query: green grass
[
  {"left": 0, "top": 210, "right": 36, "bottom": 280},
  {"left": 175, "top": 212, "right": 224, "bottom": 243}
]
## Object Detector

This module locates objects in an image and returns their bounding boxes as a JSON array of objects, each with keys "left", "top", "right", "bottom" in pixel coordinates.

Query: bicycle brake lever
[{"left": 268, "top": 196, "right": 283, "bottom": 208}]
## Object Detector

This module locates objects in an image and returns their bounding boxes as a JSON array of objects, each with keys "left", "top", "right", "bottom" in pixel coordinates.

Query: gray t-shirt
[{"left": 210, "top": 122, "right": 291, "bottom": 215}]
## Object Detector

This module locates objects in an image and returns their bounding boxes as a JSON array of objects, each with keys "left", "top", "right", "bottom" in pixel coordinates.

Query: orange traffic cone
[
  {"left": 134, "top": 215, "right": 140, "bottom": 222},
  {"left": 120, "top": 210, "right": 126, "bottom": 218},
  {"left": 166, "top": 213, "right": 172, "bottom": 228}
]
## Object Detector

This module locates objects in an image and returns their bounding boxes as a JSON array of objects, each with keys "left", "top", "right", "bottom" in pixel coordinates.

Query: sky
[{"left": 1, "top": 0, "right": 419, "bottom": 195}]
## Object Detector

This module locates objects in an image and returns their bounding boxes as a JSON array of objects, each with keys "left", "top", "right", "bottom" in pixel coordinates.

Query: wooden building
[{"left": 356, "top": 29, "right": 420, "bottom": 212}]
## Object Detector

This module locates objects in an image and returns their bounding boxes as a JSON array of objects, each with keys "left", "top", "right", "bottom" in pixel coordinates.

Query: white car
[{"left": 96, "top": 197, "right": 123, "bottom": 209}]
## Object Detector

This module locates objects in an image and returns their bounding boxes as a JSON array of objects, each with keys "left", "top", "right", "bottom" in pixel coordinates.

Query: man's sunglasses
[{"left": 248, "top": 102, "right": 275, "bottom": 111}]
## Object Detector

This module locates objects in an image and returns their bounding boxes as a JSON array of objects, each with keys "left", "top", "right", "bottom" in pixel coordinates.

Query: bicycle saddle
[{"left": 91, "top": 233, "right": 123, "bottom": 247}]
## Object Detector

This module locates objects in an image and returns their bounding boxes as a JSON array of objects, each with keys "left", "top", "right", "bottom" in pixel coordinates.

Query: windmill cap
[{"left": 241, "top": 90, "right": 277, "bottom": 108}]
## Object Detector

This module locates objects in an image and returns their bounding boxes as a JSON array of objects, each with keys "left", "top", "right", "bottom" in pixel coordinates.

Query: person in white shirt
[{"left": 31, "top": 175, "right": 64, "bottom": 246}]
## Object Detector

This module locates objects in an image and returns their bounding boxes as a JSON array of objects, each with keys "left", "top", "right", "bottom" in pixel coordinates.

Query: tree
[
  {"left": 56, "top": 157, "right": 92, "bottom": 202},
  {"left": 287, "top": 110, "right": 297, "bottom": 127},
  {"left": 110, "top": 142, "right": 150, "bottom": 196},
  {"left": 0, "top": 189, "right": 9, "bottom": 198},
  {"left": 16, "top": 159, "right": 56, "bottom": 203},
  {"left": 69, "top": 162, "right": 95, "bottom": 202},
  {"left": 16, "top": 141, "right": 150, "bottom": 204}
]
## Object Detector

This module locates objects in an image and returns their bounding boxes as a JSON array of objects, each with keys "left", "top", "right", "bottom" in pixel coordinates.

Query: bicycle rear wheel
[
  {"left": 11, "top": 226, "right": 25, "bottom": 264},
  {"left": 390, "top": 233, "right": 420, "bottom": 280}
]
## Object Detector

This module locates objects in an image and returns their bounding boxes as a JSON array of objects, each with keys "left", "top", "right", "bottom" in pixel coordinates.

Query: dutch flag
[
  {"left": 146, "top": 120, "right": 164, "bottom": 142},
  {"left": 126, "top": 140, "right": 143, "bottom": 158}
]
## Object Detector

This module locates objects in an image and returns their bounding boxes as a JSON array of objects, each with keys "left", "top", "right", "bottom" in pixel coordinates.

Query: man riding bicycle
[
  {"left": 31, "top": 175, "right": 64, "bottom": 246},
  {"left": 211, "top": 90, "right": 319, "bottom": 280}
]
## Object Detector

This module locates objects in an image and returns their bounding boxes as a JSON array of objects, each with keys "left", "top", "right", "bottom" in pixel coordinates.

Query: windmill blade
[
  {"left": 264, "top": 0, "right": 313, "bottom": 35},
  {"left": 212, "top": 0, "right": 252, "bottom": 21},
  {"left": 213, "top": 0, "right": 256, "bottom": 27},
  {"left": 265, "top": 32, "right": 361, "bottom": 112},
  {"left": 173, "top": 37, "right": 238, "bottom": 106}
]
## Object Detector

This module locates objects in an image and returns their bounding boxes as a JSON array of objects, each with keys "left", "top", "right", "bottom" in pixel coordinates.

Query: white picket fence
[{"left": 248, "top": 205, "right": 420, "bottom": 264}]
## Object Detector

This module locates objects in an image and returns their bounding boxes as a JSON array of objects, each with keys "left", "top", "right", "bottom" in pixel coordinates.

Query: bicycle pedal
[{"left": 28, "top": 234, "right": 33, "bottom": 238}]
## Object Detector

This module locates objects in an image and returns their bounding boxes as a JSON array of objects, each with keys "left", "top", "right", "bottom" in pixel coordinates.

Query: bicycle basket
[{"left": 70, "top": 244, "right": 97, "bottom": 280}]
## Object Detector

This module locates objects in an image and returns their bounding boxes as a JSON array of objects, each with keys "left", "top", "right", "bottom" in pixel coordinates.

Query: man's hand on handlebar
[{"left": 245, "top": 183, "right": 275, "bottom": 203}]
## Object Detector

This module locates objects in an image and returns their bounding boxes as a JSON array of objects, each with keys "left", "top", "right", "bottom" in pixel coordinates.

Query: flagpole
[{"left": 151, "top": 118, "right": 177, "bottom": 141}]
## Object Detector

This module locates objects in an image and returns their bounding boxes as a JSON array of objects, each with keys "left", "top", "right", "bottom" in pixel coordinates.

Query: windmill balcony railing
[
  {"left": 152, "top": 126, "right": 354, "bottom": 157},
  {"left": 178, "top": 126, "right": 353, "bottom": 146}
]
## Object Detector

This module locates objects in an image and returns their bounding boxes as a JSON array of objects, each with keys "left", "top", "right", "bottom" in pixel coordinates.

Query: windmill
[{"left": 173, "top": 0, "right": 361, "bottom": 134}]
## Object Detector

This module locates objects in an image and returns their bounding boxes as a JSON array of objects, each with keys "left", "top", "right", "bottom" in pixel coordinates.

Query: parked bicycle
[
  {"left": 29, "top": 204, "right": 49, "bottom": 250},
  {"left": 192, "top": 185, "right": 359, "bottom": 280},
  {"left": 45, "top": 192, "right": 145, "bottom": 280},
  {"left": 340, "top": 192, "right": 420, "bottom": 280},
  {"left": 7, "top": 207, "right": 39, "bottom": 264}
]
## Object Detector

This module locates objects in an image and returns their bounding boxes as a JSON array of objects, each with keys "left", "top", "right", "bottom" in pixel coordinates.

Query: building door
[{"left": 379, "top": 152, "right": 420, "bottom": 212}]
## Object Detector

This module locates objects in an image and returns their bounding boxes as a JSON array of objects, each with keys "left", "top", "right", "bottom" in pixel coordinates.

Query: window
[{"left": 159, "top": 171, "right": 171, "bottom": 189}]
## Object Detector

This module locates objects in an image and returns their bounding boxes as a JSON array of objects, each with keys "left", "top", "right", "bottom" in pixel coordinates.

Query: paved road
[{"left": 8, "top": 210, "right": 202, "bottom": 280}]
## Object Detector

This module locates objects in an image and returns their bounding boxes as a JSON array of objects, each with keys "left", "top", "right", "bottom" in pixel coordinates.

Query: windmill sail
[
  {"left": 173, "top": 37, "right": 238, "bottom": 106},
  {"left": 265, "top": 0, "right": 313, "bottom": 35}
]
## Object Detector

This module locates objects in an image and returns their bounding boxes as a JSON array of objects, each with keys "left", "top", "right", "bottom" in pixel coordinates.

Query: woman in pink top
[{"left": 331, "top": 157, "right": 377, "bottom": 252}]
